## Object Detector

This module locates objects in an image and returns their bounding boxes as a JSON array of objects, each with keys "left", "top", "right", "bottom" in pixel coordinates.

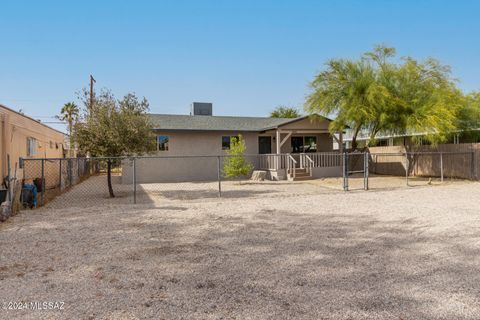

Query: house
[
  {"left": 122, "top": 103, "right": 344, "bottom": 183},
  {"left": 0, "top": 104, "right": 66, "bottom": 183}
]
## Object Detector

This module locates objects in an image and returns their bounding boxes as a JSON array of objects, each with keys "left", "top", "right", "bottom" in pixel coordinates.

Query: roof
[
  {"left": 148, "top": 114, "right": 318, "bottom": 132},
  {"left": 0, "top": 104, "right": 66, "bottom": 135}
]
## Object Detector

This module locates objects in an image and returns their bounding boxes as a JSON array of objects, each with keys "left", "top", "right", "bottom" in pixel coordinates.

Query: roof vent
[{"left": 191, "top": 102, "right": 212, "bottom": 116}]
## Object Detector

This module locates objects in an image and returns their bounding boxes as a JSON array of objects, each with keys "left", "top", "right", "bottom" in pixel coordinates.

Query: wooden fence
[{"left": 368, "top": 144, "right": 480, "bottom": 180}]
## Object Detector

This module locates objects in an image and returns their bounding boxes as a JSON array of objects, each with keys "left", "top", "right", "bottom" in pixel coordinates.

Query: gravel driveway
[{"left": 1, "top": 181, "right": 479, "bottom": 319}]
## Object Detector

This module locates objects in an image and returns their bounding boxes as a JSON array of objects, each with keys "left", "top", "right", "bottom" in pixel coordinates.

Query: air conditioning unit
[{"left": 191, "top": 102, "right": 212, "bottom": 116}]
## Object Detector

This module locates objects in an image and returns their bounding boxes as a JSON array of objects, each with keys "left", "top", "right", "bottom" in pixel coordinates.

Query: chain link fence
[
  {"left": 368, "top": 151, "right": 479, "bottom": 189},
  {"left": 18, "top": 150, "right": 479, "bottom": 209}
]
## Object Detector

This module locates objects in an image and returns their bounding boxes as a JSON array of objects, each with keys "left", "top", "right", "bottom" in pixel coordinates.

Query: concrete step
[
  {"left": 293, "top": 172, "right": 311, "bottom": 177},
  {"left": 288, "top": 168, "right": 308, "bottom": 174},
  {"left": 289, "top": 175, "right": 313, "bottom": 181},
  {"left": 287, "top": 170, "right": 313, "bottom": 181}
]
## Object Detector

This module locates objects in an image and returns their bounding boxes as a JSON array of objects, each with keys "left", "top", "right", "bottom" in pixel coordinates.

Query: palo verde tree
[
  {"left": 222, "top": 135, "right": 253, "bottom": 180},
  {"left": 57, "top": 102, "right": 80, "bottom": 156},
  {"left": 76, "top": 89, "right": 157, "bottom": 197},
  {"left": 270, "top": 106, "right": 302, "bottom": 118},
  {"left": 455, "top": 91, "right": 480, "bottom": 142},
  {"left": 305, "top": 45, "right": 464, "bottom": 149},
  {"left": 305, "top": 56, "right": 379, "bottom": 150}
]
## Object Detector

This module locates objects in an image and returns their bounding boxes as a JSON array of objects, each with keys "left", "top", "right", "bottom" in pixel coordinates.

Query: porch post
[{"left": 276, "top": 129, "right": 281, "bottom": 154}]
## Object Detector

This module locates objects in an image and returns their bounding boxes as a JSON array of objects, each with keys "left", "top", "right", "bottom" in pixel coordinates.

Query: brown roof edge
[
  {"left": 263, "top": 114, "right": 336, "bottom": 131},
  {"left": 0, "top": 103, "right": 67, "bottom": 136}
]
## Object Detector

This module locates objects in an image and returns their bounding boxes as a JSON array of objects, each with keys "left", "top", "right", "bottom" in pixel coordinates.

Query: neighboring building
[
  {"left": 0, "top": 104, "right": 66, "bottom": 181},
  {"left": 122, "top": 102, "right": 344, "bottom": 182}
]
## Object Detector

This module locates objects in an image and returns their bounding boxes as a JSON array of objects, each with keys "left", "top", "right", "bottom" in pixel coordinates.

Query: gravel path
[{"left": 1, "top": 181, "right": 480, "bottom": 319}]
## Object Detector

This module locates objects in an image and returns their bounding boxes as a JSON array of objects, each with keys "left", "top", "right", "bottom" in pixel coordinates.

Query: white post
[{"left": 276, "top": 130, "right": 281, "bottom": 154}]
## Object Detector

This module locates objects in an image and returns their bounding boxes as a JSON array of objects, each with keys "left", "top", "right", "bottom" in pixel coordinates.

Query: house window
[
  {"left": 222, "top": 136, "right": 239, "bottom": 150},
  {"left": 291, "top": 136, "right": 317, "bottom": 153},
  {"left": 157, "top": 135, "right": 169, "bottom": 151},
  {"left": 26, "top": 137, "right": 37, "bottom": 156},
  {"left": 304, "top": 136, "right": 317, "bottom": 152},
  {"left": 49, "top": 141, "right": 54, "bottom": 148},
  {"left": 376, "top": 139, "right": 389, "bottom": 147}
]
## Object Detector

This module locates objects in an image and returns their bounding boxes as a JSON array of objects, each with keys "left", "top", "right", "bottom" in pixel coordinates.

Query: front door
[
  {"left": 258, "top": 136, "right": 272, "bottom": 154},
  {"left": 291, "top": 136, "right": 303, "bottom": 153}
]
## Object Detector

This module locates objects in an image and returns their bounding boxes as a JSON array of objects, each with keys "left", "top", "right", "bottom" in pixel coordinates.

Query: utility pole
[{"left": 89, "top": 75, "right": 96, "bottom": 111}]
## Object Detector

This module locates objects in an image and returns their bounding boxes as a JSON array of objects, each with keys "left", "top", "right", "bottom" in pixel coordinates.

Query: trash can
[{"left": 21, "top": 184, "right": 38, "bottom": 208}]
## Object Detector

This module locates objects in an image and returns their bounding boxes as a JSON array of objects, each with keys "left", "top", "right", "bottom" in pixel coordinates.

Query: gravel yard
[{"left": 1, "top": 179, "right": 480, "bottom": 319}]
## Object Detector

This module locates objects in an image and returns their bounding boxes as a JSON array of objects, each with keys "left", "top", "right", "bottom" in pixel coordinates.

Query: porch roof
[{"left": 148, "top": 114, "right": 334, "bottom": 132}]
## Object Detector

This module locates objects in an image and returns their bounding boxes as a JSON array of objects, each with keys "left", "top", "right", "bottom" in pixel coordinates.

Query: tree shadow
[{"left": 134, "top": 213, "right": 480, "bottom": 319}]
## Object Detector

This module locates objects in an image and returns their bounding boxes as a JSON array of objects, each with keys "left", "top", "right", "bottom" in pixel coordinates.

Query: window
[
  {"left": 157, "top": 135, "right": 169, "bottom": 151},
  {"left": 49, "top": 141, "right": 54, "bottom": 148},
  {"left": 376, "top": 139, "right": 389, "bottom": 147},
  {"left": 222, "top": 136, "right": 239, "bottom": 150},
  {"left": 304, "top": 136, "right": 317, "bottom": 152},
  {"left": 26, "top": 137, "right": 37, "bottom": 156},
  {"left": 291, "top": 136, "right": 317, "bottom": 153}
]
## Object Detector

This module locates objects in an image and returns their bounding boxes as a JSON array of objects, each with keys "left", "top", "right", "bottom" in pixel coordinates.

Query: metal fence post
[
  {"left": 440, "top": 152, "right": 444, "bottom": 182},
  {"left": 405, "top": 152, "right": 409, "bottom": 186},
  {"left": 217, "top": 156, "right": 222, "bottom": 197},
  {"left": 133, "top": 157, "right": 137, "bottom": 204},
  {"left": 364, "top": 152, "right": 369, "bottom": 190},
  {"left": 343, "top": 152, "right": 349, "bottom": 191},
  {"left": 474, "top": 151, "right": 478, "bottom": 180},
  {"left": 471, "top": 151, "right": 475, "bottom": 180},
  {"left": 68, "top": 159, "right": 72, "bottom": 187},
  {"left": 59, "top": 159, "right": 62, "bottom": 191},
  {"left": 41, "top": 159, "right": 45, "bottom": 206}
]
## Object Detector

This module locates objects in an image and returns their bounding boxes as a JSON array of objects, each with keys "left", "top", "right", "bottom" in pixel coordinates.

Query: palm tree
[{"left": 57, "top": 102, "right": 79, "bottom": 156}]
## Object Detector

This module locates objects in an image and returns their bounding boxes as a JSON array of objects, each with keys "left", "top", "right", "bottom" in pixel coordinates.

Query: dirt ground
[
  {"left": 40, "top": 173, "right": 470, "bottom": 209},
  {"left": 1, "top": 178, "right": 480, "bottom": 319}
]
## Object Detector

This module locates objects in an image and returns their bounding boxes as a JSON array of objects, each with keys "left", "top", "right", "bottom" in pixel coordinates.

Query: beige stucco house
[
  {"left": 123, "top": 103, "right": 344, "bottom": 182},
  {"left": 0, "top": 104, "right": 66, "bottom": 182}
]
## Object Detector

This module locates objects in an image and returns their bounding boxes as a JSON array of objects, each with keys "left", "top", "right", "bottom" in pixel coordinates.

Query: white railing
[
  {"left": 258, "top": 152, "right": 342, "bottom": 171},
  {"left": 304, "top": 154, "right": 314, "bottom": 177},
  {"left": 286, "top": 154, "right": 297, "bottom": 179},
  {"left": 257, "top": 154, "right": 288, "bottom": 170},
  {"left": 303, "top": 152, "right": 342, "bottom": 168}
]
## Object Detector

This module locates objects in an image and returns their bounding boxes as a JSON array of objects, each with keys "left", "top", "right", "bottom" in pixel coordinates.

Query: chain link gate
[{"left": 343, "top": 152, "right": 369, "bottom": 191}]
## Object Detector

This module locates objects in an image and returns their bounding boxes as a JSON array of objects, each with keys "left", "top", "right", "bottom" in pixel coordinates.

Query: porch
[{"left": 256, "top": 152, "right": 343, "bottom": 181}]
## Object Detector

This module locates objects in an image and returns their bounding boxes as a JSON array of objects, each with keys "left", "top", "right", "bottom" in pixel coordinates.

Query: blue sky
[{"left": 1, "top": 0, "right": 479, "bottom": 132}]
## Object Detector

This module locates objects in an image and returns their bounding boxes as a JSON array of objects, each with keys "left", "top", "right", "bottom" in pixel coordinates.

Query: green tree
[
  {"left": 270, "top": 106, "right": 302, "bottom": 118},
  {"left": 57, "top": 102, "right": 80, "bottom": 156},
  {"left": 456, "top": 91, "right": 480, "bottom": 141},
  {"left": 222, "top": 135, "right": 253, "bottom": 180},
  {"left": 305, "top": 57, "right": 379, "bottom": 149},
  {"left": 305, "top": 45, "right": 464, "bottom": 149},
  {"left": 76, "top": 89, "right": 157, "bottom": 197}
]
